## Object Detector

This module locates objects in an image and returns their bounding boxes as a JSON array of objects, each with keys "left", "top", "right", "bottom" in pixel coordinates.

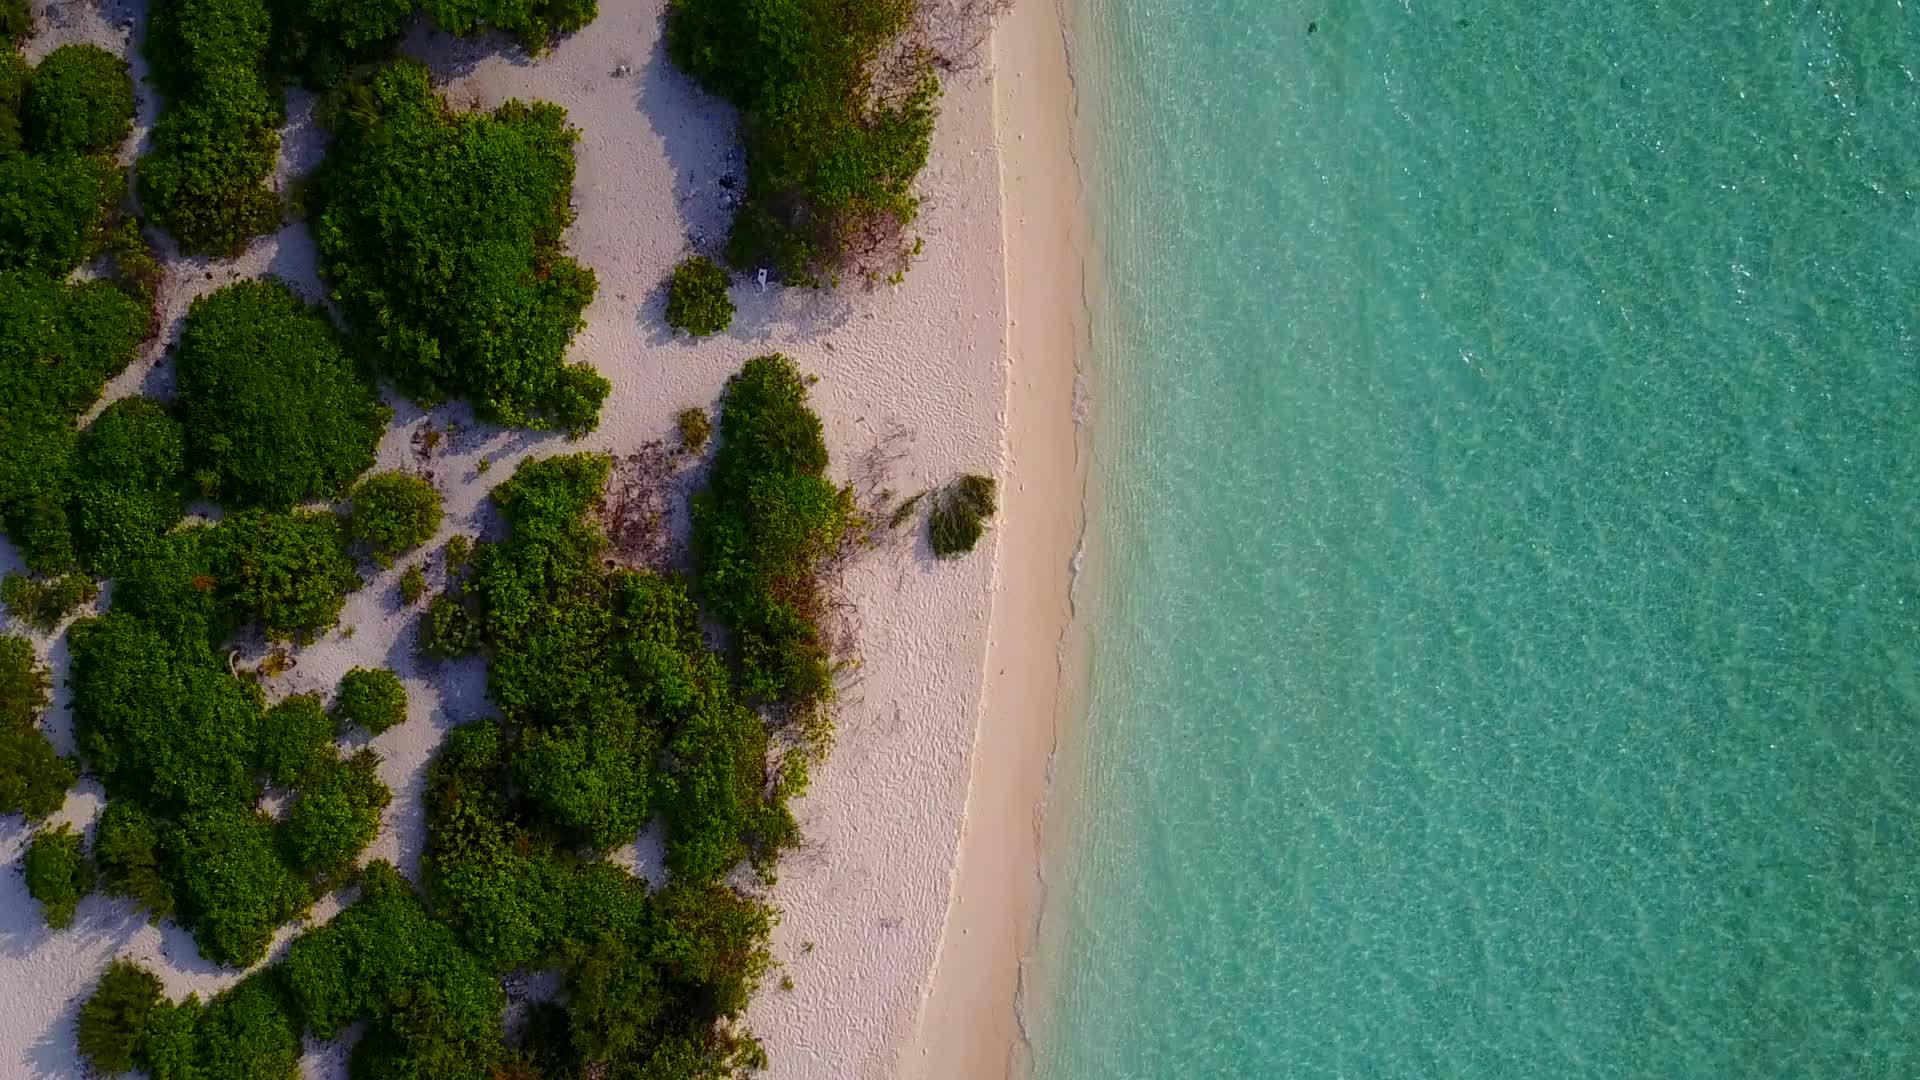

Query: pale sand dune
[{"left": 0, "top": 0, "right": 1057, "bottom": 1077}]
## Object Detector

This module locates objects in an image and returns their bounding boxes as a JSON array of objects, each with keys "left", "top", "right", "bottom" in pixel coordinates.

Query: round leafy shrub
[
  {"left": 398, "top": 563, "right": 427, "bottom": 604},
  {"left": 256, "top": 692, "right": 332, "bottom": 786},
  {"left": 175, "top": 280, "right": 390, "bottom": 510},
  {"left": 420, "top": 590, "right": 479, "bottom": 658},
  {"left": 348, "top": 471, "right": 442, "bottom": 565},
  {"left": 77, "top": 958, "right": 163, "bottom": 1074},
  {"left": 166, "top": 803, "right": 311, "bottom": 967},
  {"left": 139, "top": 0, "right": 284, "bottom": 255},
  {"left": 311, "top": 60, "right": 605, "bottom": 433},
  {"left": 0, "top": 636, "right": 76, "bottom": 821},
  {"left": 0, "top": 634, "right": 48, "bottom": 726},
  {"left": 280, "top": 747, "right": 389, "bottom": 883},
  {"left": 23, "top": 822, "right": 93, "bottom": 927},
  {"left": 24, "top": 44, "right": 135, "bottom": 154},
  {"left": 193, "top": 974, "right": 301, "bottom": 1079},
  {"left": 71, "top": 397, "right": 189, "bottom": 575},
  {"left": 94, "top": 799, "right": 177, "bottom": 918},
  {"left": 0, "top": 51, "right": 27, "bottom": 156},
  {"left": 334, "top": 667, "right": 407, "bottom": 734},
  {"left": 1, "top": 572, "right": 98, "bottom": 630},
  {"left": 0, "top": 151, "right": 121, "bottom": 276},
  {"left": 205, "top": 509, "right": 362, "bottom": 642},
  {"left": 0, "top": 0, "right": 27, "bottom": 47},
  {"left": 676, "top": 406, "right": 711, "bottom": 452},
  {"left": 929, "top": 473, "right": 996, "bottom": 558},
  {"left": 665, "top": 255, "right": 734, "bottom": 336}
]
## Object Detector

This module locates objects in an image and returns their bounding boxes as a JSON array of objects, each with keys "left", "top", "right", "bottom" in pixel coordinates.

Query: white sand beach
[{"left": 0, "top": 0, "right": 1081, "bottom": 1076}]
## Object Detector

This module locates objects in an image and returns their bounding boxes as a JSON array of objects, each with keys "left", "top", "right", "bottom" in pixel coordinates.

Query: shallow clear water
[{"left": 1035, "top": 3, "right": 1920, "bottom": 1077}]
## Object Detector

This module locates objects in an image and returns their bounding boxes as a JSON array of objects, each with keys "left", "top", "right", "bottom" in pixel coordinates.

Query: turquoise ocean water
[{"left": 1034, "top": 3, "right": 1920, "bottom": 1078}]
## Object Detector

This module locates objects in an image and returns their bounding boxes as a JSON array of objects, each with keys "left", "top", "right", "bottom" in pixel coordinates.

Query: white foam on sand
[{"left": 1, "top": 0, "right": 1018, "bottom": 1076}]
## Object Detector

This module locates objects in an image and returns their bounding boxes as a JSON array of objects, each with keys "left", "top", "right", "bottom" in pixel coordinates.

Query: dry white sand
[{"left": 0, "top": 0, "right": 1078, "bottom": 1077}]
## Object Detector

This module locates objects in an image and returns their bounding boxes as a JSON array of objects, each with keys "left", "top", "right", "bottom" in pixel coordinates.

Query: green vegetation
[
  {"left": 281, "top": 747, "right": 389, "bottom": 884},
  {"left": 677, "top": 406, "right": 712, "bottom": 453},
  {"left": 311, "top": 60, "right": 605, "bottom": 432},
  {"left": 399, "top": 563, "right": 427, "bottom": 604},
  {"left": 666, "top": 0, "right": 939, "bottom": 284},
  {"left": 24, "top": 44, "right": 134, "bottom": 154},
  {"left": 666, "top": 255, "right": 734, "bottom": 336},
  {"left": 444, "top": 533, "right": 474, "bottom": 572},
  {"left": 76, "top": 958, "right": 162, "bottom": 1074},
  {"left": 0, "top": 51, "right": 23, "bottom": 156},
  {"left": 23, "top": 822, "right": 94, "bottom": 927},
  {"left": 693, "top": 355, "right": 853, "bottom": 708},
  {"left": 0, "top": 151, "right": 120, "bottom": 277},
  {"left": 275, "top": 0, "right": 599, "bottom": 88},
  {"left": 349, "top": 471, "right": 443, "bottom": 565},
  {"left": 139, "top": 0, "right": 284, "bottom": 254},
  {"left": 175, "top": 279, "right": 390, "bottom": 510},
  {"left": 1, "top": 573, "right": 97, "bottom": 630},
  {"left": 0, "top": 0, "right": 27, "bottom": 49},
  {"left": 206, "top": 509, "right": 362, "bottom": 642},
  {"left": 929, "top": 473, "right": 996, "bottom": 557},
  {"left": 0, "top": 272, "right": 146, "bottom": 571},
  {"left": 333, "top": 667, "right": 407, "bottom": 734},
  {"left": 71, "top": 397, "right": 189, "bottom": 575},
  {"left": 0, "top": 636, "right": 77, "bottom": 820}
]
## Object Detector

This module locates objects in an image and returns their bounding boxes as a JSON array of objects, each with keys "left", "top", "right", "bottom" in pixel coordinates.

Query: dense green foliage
[
  {"left": 693, "top": 355, "right": 852, "bottom": 707},
  {"left": 207, "top": 509, "right": 362, "bottom": 641},
  {"left": 94, "top": 798, "right": 177, "bottom": 917},
  {"left": 0, "top": 51, "right": 24, "bottom": 156},
  {"left": 23, "top": 822, "right": 93, "bottom": 928},
  {"left": 70, "top": 397, "right": 189, "bottom": 575},
  {"left": 399, "top": 563, "right": 427, "bottom": 604},
  {"left": 24, "top": 44, "right": 134, "bottom": 154},
  {"left": 281, "top": 747, "right": 389, "bottom": 884},
  {"left": 0, "top": 636, "right": 76, "bottom": 820},
  {"left": 311, "top": 60, "right": 605, "bottom": 432},
  {"left": 0, "top": 0, "right": 26, "bottom": 49},
  {"left": 0, "top": 149, "right": 119, "bottom": 275},
  {"left": 666, "top": 0, "right": 938, "bottom": 284},
  {"left": 76, "top": 958, "right": 162, "bottom": 1074},
  {"left": 274, "top": 0, "right": 598, "bottom": 88},
  {"left": 0, "top": 272, "right": 145, "bottom": 571},
  {"left": 929, "top": 472, "right": 996, "bottom": 557},
  {"left": 169, "top": 802, "right": 312, "bottom": 967},
  {"left": 677, "top": 406, "right": 711, "bottom": 453},
  {"left": 666, "top": 255, "right": 734, "bottom": 336},
  {"left": 350, "top": 471, "right": 443, "bottom": 565},
  {"left": 140, "top": 0, "right": 283, "bottom": 254},
  {"left": 334, "top": 666, "right": 408, "bottom": 734},
  {"left": 1, "top": 572, "right": 97, "bottom": 630},
  {"left": 176, "top": 279, "right": 390, "bottom": 510}
]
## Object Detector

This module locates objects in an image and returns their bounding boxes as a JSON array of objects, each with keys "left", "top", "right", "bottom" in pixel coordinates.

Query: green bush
[
  {"left": 350, "top": 472, "right": 443, "bottom": 565},
  {"left": 693, "top": 355, "right": 850, "bottom": 706},
  {"left": 71, "top": 397, "right": 189, "bottom": 575},
  {"left": 399, "top": 563, "right": 427, "bottom": 604},
  {"left": 0, "top": 635, "right": 77, "bottom": 821},
  {"left": 281, "top": 862, "right": 506, "bottom": 1076},
  {"left": 175, "top": 280, "right": 389, "bottom": 510},
  {"left": 24, "top": 44, "right": 135, "bottom": 154},
  {"left": 420, "top": 590, "right": 479, "bottom": 658},
  {"left": 677, "top": 406, "right": 712, "bottom": 453},
  {"left": 280, "top": 747, "right": 388, "bottom": 883},
  {"left": 69, "top": 611, "right": 266, "bottom": 812},
  {"left": 94, "top": 798, "right": 177, "bottom": 918},
  {"left": 0, "top": 633, "right": 45, "bottom": 726},
  {"left": 665, "top": 255, "right": 734, "bottom": 336},
  {"left": 23, "top": 822, "right": 93, "bottom": 928},
  {"left": 0, "top": 51, "right": 25, "bottom": 156},
  {"left": 2, "top": 572, "right": 98, "bottom": 630},
  {"left": 140, "top": 0, "right": 284, "bottom": 254},
  {"left": 206, "top": 509, "right": 361, "bottom": 642},
  {"left": 167, "top": 802, "right": 311, "bottom": 967},
  {"left": 77, "top": 958, "right": 164, "bottom": 1074},
  {"left": 666, "top": 0, "right": 937, "bottom": 284},
  {"left": 256, "top": 692, "right": 332, "bottom": 786},
  {"left": 0, "top": 0, "right": 27, "bottom": 48},
  {"left": 929, "top": 473, "right": 996, "bottom": 557},
  {"left": 311, "top": 60, "right": 605, "bottom": 432},
  {"left": 0, "top": 151, "right": 121, "bottom": 276},
  {"left": 420, "top": 0, "right": 599, "bottom": 53},
  {"left": 0, "top": 274, "right": 144, "bottom": 572},
  {"left": 270, "top": 0, "right": 415, "bottom": 88},
  {"left": 334, "top": 666, "right": 407, "bottom": 734},
  {"left": 193, "top": 974, "right": 302, "bottom": 1080}
]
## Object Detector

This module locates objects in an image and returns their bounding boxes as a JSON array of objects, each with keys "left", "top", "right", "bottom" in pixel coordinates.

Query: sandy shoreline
[
  {"left": 905, "top": 0, "right": 1092, "bottom": 1076},
  {"left": 0, "top": 0, "right": 1034, "bottom": 1076}
]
